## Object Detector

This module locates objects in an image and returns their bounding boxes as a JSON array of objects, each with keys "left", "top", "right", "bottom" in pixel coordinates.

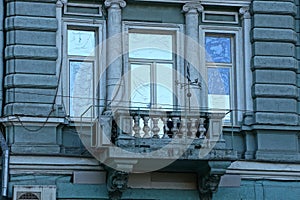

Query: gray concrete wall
[
  {"left": 3, "top": 0, "right": 61, "bottom": 154},
  {"left": 250, "top": 0, "right": 300, "bottom": 162},
  {"left": 4, "top": 0, "right": 58, "bottom": 117}
]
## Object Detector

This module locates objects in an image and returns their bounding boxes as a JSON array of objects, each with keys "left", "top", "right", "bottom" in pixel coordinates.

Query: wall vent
[{"left": 13, "top": 185, "right": 56, "bottom": 200}]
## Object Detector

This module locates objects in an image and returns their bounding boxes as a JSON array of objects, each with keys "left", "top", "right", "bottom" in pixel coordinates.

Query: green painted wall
[{"left": 214, "top": 180, "right": 300, "bottom": 200}]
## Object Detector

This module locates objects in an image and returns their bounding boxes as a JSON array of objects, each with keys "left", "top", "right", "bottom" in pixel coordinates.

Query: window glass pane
[
  {"left": 131, "top": 64, "right": 151, "bottom": 108},
  {"left": 68, "top": 30, "right": 95, "bottom": 56},
  {"left": 208, "top": 67, "right": 231, "bottom": 121},
  {"left": 129, "top": 33, "right": 173, "bottom": 60},
  {"left": 205, "top": 36, "right": 231, "bottom": 63},
  {"left": 156, "top": 63, "right": 173, "bottom": 109},
  {"left": 70, "top": 61, "right": 93, "bottom": 117}
]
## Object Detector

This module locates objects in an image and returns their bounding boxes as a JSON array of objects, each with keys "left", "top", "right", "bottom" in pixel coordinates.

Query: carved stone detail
[
  {"left": 107, "top": 170, "right": 129, "bottom": 200},
  {"left": 105, "top": 0, "right": 126, "bottom": 8},
  {"left": 198, "top": 174, "right": 221, "bottom": 200},
  {"left": 239, "top": 6, "right": 250, "bottom": 19},
  {"left": 56, "top": 0, "right": 67, "bottom": 7},
  {"left": 182, "top": 2, "right": 203, "bottom": 14}
]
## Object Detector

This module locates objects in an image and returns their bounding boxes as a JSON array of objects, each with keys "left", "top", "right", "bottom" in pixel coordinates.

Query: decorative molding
[
  {"left": 107, "top": 170, "right": 129, "bottom": 200},
  {"left": 105, "top": 0, "right": 127, "bottom": 8},
  {"left": 198, "top": 174, "right": 221, "bottom": 200},
  {"left": 227, "top": 161, "right": 300, "bottom": 181},
  {"left": 56, "top": 0, "right": 67, "bottom": 7},
  {"left": 239, "top": 6, "right": 250, "bottom": 19},
  {"left": 182, "top": 2, "right": 203, "bottom": 14}
]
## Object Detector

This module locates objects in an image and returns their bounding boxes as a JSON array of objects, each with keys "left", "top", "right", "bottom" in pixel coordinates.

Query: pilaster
[
  {"left": 182, "top": 2, "right": 206, "bottom": 110},
  {"left": 105, "top": 0, "right": 126, "bottom": 109}
]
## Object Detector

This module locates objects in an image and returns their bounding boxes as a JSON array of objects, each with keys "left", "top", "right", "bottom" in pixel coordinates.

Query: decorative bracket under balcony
[
  {"left": 198, "top": 161, "right": 231, "bottom": 200},
  {"left": 106, "top": 169, "right": 129, "bottom": 200}
]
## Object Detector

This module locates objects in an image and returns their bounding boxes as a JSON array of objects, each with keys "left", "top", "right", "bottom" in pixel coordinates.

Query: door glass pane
[
  {"left": 70, "top": 61, "right": 93, "bottom": 117},
  {"left": 205, "top": 36, "right": 231, "bottom": 63},
  {"left": 130, "top": 64, "right": 151, "bottom": 108},
  {"left": 156, "top": 63, "right": 173, "bottom": 109},
  {"left": 129, "top": 33, "right": 173, "bottom": 60},
  {"left": 208, "top": 67, "right": 231, "bottom": 121},
  {"left": 68, "top": 30, "right": 95, "bottom": 56}
]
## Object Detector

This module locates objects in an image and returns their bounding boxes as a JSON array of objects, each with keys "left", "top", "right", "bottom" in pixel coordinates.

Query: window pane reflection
[
  {"left": 70, "top": 61, "right": 93, "bottom": 117},
  {"left": 130, "top": 64, "right": 151, "bottom": 108},
  {"left": 129, "top": 33, "right": 173, "bottom": 60},
  {"left": 208, "top": 67, "right": 231, "bottom": 121},
  {"left": 205, "top": 36, "right": 231, "bottom": 63},
  {"left": 68, "top": 30, "right": 95, "bottom": 56},
  {"left": 156, "top": 63, "right": 173, "bottom": 108}
]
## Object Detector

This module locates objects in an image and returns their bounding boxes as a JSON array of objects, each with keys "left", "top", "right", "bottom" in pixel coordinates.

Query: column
[
  {"left": 182, "top": 2, "right": 206, "bottom": 111},
  {"left": 239, "top": 7, "right": 253, "bottom": 116},
  {"left": 105, "top": 0, "right": 126, "bottom": 108}
]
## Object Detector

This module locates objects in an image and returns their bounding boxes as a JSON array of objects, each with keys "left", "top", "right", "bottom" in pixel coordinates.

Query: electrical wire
[{"left": 13, "top": 51, "right": 65, "bottom": 132}]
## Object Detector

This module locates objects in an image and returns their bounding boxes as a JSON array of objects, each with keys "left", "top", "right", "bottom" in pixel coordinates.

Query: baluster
[
  {"left": 143, "top": 116, "right": 151, "bottom": 138},
  {"left": 152, "top": 117, "right": 160, "bottom": 138},
  {"left": 198, "top": 117, "right": 206, "bottom": 139},
  {"left": 179, "top": 118, "right": 188, "bottom": 138},
  {"left": 161, "top": 117, "right": 170, "bottom": 138},
  {"left": 189, "top": 118, "right": 197, "bottom": 138},
  {"left": 133, "top": 115, "right": 141, "bottom": 138},
  {"left": 171, "top": 117, "right": 180, "bottom": 138}
]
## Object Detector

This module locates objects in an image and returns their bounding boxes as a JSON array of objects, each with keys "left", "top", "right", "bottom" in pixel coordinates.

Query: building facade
[{"left": 0, "top": 0, "right": 300, "bottom": 199}]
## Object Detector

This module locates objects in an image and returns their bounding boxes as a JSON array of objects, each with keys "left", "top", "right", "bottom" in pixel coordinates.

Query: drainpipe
[
  {"left": 0, "top": 129, "right": 8, "bottom": 197},
  {"left": 0, "top": 0, "right": 8, "bottom": 198},
  {"left": 0, "top": 0, "right": 4, "bottom": 115}
]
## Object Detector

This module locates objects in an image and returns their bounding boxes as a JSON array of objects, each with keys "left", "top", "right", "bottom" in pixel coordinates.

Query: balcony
[
  {"left": 79, "top": 107, "right": 236, "bottom": 171},
  {"left": 78, "top": 107, "right": 237, "bottom": 199}
]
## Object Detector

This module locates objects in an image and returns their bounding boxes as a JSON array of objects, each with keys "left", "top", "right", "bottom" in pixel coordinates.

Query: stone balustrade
[{"left": 113, "top": 109, "right": 225, "bottom": 143}]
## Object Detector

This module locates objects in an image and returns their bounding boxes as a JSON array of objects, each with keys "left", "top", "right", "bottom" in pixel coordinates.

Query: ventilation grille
[
  {"left": 17, "top": 192, "right": 41, "bottom": 200},
  {"left": 13, "top": 185, "right": 56, "bottom": 200}
]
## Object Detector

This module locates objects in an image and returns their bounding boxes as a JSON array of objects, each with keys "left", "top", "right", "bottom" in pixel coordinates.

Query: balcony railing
[
  {"left": 78, "top": 106, "right": 235, "bottom": 155},
  {"left": 114, "top": 109, "right": 224, "bottom": 141}
]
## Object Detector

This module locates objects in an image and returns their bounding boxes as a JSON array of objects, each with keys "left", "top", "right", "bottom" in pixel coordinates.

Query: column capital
[
  {"left": 56, "top": 0, "right": 67, "bottom": 8},
  {"left": 182, "top": 2, "right": 203, "bottom": 15},
  {"left": 239, "top": 6, "right": 250, "bottom": 19},
  {"left": 105, "top": 0, "right": 126, "bottom": 9}
]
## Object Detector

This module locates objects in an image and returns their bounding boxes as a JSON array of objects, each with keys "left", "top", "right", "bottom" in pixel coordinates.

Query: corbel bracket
[
  {"left": 198, "top": 174, "right": 221, "bottom": 200},
  {"left": 107, "top": 169, "right": 129, "bottom": 200}
]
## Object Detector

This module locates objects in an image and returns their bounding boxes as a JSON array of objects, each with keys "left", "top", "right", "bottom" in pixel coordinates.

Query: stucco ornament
[
  {"left": 239, "top": 7, "right": 251, "bottom": 19},
  {"left": 107, "top": 170, "right": 129, "bottom": 200},
  {"left": 182, "top": 1, "right": 203, "bottom": 14},
  {"left": 105, "top": 0, "right": 126, "bottom": 8},
  {"left": 198, "top": 174, "right": 221, "bottom": 200}
]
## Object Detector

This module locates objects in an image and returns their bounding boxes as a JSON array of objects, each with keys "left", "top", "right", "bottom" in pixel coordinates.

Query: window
[
  {"left": 67, "top": 29, "right": 96, "bottom": 117},
  {"left": 129, "top": 31, "right": 175, "bottom": 109},
  {"left": 123, "top": 22, "right": 184, "bottom": 110},
  {"left": 62, "top": 19, "right": 105, "bottom": 118},
  {"left": 200, "top": 27, "right": 243, "bottom": 124}
]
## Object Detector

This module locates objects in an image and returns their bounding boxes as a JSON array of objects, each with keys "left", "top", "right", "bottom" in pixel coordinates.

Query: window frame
[
  {"left": 123, "top": 21, "right": 184, "bottom": 110},
  {"left": 61, "top": 18, "right": 106, "bottom": 119},
  {"left": 200, "top": 25, "right": 244, "bottom": 125}
]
